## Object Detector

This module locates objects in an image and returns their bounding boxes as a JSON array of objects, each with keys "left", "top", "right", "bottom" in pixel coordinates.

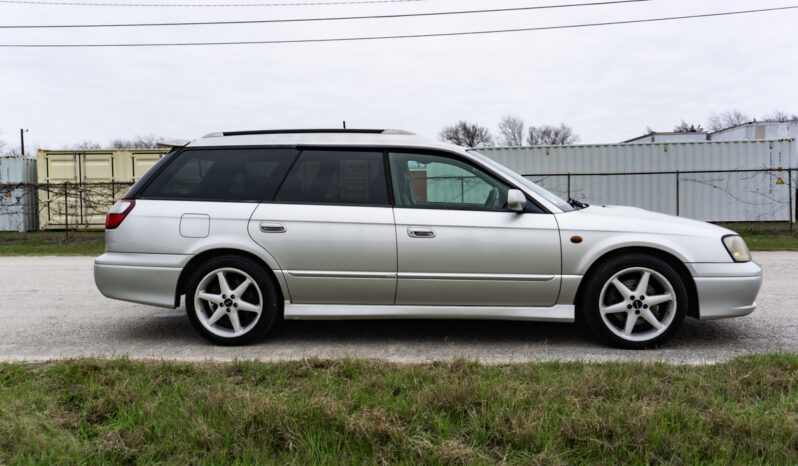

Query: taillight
[{"left": 105, "top": 200, "right": 135, "bottom": 229}]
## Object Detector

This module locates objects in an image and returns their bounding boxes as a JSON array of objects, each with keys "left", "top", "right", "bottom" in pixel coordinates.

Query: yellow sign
[{"left": 777, "top": 177, "right": 785, "bottom": 185}]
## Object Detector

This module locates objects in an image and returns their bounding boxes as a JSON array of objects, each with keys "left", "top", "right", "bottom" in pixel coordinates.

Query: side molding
[{"left": 283, "top": 302, "right": 574, "bottom": 322}]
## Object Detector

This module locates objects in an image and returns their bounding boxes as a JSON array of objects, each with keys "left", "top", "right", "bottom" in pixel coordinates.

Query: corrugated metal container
[
  {"left": 37, "top": 149, "right": 167, "bottom": 230},
  {"left": 0, "top": 156, "right": 38, "bottom": 232},
  {"left": 477, "top": 139, "right": 796, "bottom": 222}
]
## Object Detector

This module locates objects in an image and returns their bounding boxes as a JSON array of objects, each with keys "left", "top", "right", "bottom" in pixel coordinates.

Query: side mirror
[{"left": 507, "top": 189, "right": 526, "bottom": 212}]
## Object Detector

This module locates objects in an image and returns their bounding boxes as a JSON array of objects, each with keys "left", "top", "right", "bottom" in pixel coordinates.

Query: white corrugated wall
[
  {"left": 476, "top": 140, "right": 796, "bottom": 222},
  {"left": 0, "top": 156, "right": 38, "bottom": 231}
]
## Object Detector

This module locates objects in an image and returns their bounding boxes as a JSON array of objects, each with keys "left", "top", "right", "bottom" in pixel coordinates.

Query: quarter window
[
  {"left": 389, "top": 152, "right": 511, "bottom": 211},
  {"left": 274, "top": 150, "right": 389, "bottom": 206},
  {"left": 139, "top": 148, "right": 298, "bottom": 202}
]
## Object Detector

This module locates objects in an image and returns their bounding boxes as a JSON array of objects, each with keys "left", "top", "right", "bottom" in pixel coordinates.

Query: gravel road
[{"left": 0, "top": 252, "right": 795, "bottom": 363}]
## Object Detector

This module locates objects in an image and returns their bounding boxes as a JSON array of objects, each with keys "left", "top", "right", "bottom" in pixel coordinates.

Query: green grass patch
[
  {"left": 718, "top": 222, "right": 798, "bottom": 251},
  {"left": 0, "top": 231, "right": 104, "bottom": 256},
  {"left": 0, "top": 355, "right": 796, "bottom": 464}
]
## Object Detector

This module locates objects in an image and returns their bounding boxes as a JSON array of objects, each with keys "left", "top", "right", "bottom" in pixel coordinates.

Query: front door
[{"left": 388, "top": 151, "right": 561, "bottom": 307}]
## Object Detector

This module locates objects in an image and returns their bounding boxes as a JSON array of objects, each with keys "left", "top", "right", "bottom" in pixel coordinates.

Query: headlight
[{"left": 722, "top": 235, "right": 751, "bottom": 262}]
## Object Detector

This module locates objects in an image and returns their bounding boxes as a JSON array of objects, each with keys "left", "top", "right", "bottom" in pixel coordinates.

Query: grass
[
  {"left": 0, "top": 355, "right": 796, "bottom": 464},
  {"left": 0, "top": 231, "right": 104, "bottom": 255},
  {"left": 0, "top": 222, "right": 796, "bottom": 256},
  {"left": 718, "top": 222, "right": 798, "bottom": 251}
]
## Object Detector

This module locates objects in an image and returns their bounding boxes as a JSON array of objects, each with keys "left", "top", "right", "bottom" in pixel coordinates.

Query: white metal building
[
  {"left": 623, "top": 120, "right": 798, "bottom": 144},
  {"left": 710, "top": 120, "right": 798, "bottom": 141},
  {"left": 0, "top": 156, "right": 38, "bottom": 232},
  {"left": 477, "top": 139, "right": 795, "bottom": 222},
  {"left": 623, "top": 132, "right": 709, "bottom": 143}
]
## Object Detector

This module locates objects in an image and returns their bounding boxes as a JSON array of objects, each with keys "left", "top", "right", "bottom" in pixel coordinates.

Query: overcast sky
[{"left": 1, "top": 0, "right": 797, "bottom": 151}]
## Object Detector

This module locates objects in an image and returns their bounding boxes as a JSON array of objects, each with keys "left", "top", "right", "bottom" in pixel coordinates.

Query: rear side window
[
  {"left": 274, "top": 150, "right": 389, "bottom": 206},
  {"left": 139, "top": 148, "right": 297, "bottom": 202}
]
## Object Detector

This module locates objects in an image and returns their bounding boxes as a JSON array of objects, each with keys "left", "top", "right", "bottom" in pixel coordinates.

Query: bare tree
[
  {"left": 109, "top": 134, "right": 161, "bottom": 149},
  {"left": 526, "top": 123, "right": 580, "bottom": 145},
  {"left": 438, "top": 121, "right": 493, "bottom": 147},
  {"left": 707, "top": 110, "right": 750, "bottom": 132},
  {"left": 762, "top": 110, "right": 798, "bottom": 122},
  {"left": 62, "top": 134, "right": 162, "bottom": 150},
  {"left": 673, "top": 120, "right": 704, "bottom": 133},
  {"left": 67, "top": 141, "right": 103, "bottom": 150},
  {"left": 497, "top": 115, "right": 525, "bottom": 146}
]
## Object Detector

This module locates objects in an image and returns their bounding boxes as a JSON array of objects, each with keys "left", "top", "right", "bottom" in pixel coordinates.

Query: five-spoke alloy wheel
[
  {"left": 582, "top": 254, "right": 687, "bottom": 348},
  {"left": 185, "top": 255, "right": 279, "bottom": 345}
]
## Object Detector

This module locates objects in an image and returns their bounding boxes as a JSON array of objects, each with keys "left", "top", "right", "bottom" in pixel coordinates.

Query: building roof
[{"left": 622, "top": 131, "right": 708, "bottom": 143}]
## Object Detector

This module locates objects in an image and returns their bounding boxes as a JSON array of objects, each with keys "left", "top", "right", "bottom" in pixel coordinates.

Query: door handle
[
  {"left": 260, "top": 221, "right": 286, "bottom": 233},
  {"left": 407, "top": 226, "right": 435, "bottom": 238}
]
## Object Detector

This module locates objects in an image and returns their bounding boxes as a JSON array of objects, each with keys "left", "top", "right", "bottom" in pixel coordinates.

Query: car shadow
[{"left": 110, "top": 307, "right": 753, "bottom": 355}]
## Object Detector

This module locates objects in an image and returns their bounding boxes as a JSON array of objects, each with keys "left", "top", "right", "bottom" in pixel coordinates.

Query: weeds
[{"left": 0, "top": 355, "right": 795, "bottom": 464}]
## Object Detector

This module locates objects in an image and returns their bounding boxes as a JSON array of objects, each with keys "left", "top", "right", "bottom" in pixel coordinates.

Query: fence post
[
  {"left": 675, "top": 171, "right": 680, "bottom": 217},
  {"left": 567, "top": 173, "right": 571, "bottom": 199},
  {"left": 790, "top": 169, "right": 794, "bottom": 232},
  {"left": 63, "top": 182, "right": 69, "bottom": 242}
]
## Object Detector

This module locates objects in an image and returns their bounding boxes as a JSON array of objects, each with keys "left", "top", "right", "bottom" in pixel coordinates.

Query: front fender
[{"left": 561, "top": 231, "right": 730, "bottom": 276}]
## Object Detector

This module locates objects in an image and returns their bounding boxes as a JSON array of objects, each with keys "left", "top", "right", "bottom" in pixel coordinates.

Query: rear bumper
[
  {"left": 94, "top": 253, "right": 187, "bottom": 309},
  {"left": 688, "top": 261, "right": 763, "bottom": 320}
]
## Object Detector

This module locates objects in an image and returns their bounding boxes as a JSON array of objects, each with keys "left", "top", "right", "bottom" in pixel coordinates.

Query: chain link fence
[
  {"left": 0, "top": 169, "right": 796, "bottom": 232},
  {"left": 0, "top": 182, "right": 134, "bottom": 233},
  {"left": 526, "top": 168, "right": 795, "bottom": 225}
]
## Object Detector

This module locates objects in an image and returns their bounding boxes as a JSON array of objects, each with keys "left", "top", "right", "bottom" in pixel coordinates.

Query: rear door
[
  {"left": 388, "top": 151, "right": 562, "bottom": 307},
  {"left": 248, "top": 149, "right": 397, "bottom": 305}
]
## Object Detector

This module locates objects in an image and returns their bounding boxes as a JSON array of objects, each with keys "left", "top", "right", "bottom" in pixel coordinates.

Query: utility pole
[
  {"left": 20, "top": 128, "right": 28, "bottom": 156},
  {"left": 342, "top": 120, "right": 346, "bottom": 129}
]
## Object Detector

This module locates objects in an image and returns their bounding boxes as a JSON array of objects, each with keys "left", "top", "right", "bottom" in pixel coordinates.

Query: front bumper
[
  {"left": 94, "top": 253, "right": 187, "bottom": 309},
  {"left": 687, "top": 261, "right": 763, "bottom": 320}
]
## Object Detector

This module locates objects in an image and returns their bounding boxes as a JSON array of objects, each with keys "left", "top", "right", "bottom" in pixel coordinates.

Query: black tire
[
  {"left": 185, "top": 255, "right": 279, "bottom": 346},
  {"left": 580, "top": 253, "right": 687, "bottom": 349}
]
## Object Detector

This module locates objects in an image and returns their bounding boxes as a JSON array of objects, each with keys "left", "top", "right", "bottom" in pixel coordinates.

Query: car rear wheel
[
  {"left": 185, "top": 255, "right": 278, "bottom": 345},
  {"left": 581, "top": 254, "right": 687, "bottom": 349}
]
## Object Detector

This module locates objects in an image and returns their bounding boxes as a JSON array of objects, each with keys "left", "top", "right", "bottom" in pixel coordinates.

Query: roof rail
[{"left": 221, "top": 129, "right": 387, "bottom": 137}]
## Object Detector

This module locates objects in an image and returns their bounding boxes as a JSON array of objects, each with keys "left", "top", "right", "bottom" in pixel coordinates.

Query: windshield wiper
[{"left": 568, "top": 197, "right": 589, "bottom": 209}]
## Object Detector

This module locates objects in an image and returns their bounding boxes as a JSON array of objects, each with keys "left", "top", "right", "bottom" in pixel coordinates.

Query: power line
[
  {"left": 0, "top": 0, "right": 653, "bottom": 29},
  {"left": 1, "top": 5, "right": 795, "bottom": 47},
  {"left": 0, "top": 0, "right": 424, "bottom": 6}
]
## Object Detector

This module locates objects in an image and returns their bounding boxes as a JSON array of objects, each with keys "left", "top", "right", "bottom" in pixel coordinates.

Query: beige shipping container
[{"left": 37, "top": 149, "right": 167, "bottom": 230}]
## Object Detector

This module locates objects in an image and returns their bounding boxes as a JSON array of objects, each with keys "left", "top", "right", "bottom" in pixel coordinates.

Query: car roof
[{"left": 187, "top": 128, "right": 461, "bottom": 151}]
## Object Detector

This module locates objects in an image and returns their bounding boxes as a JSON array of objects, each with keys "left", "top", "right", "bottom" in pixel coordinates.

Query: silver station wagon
[{"left": 94, "top": 129, "right": 762, "bottom": 348}]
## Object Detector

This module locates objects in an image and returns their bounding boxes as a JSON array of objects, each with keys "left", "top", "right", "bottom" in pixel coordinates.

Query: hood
[{"left": 559, "top": 205, "right": 735, "bottom": 238}]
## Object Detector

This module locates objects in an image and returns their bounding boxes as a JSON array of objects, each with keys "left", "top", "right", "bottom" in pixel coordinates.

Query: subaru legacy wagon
[{"left": 94, "top": 129, "right": 762, "bottom": 348}]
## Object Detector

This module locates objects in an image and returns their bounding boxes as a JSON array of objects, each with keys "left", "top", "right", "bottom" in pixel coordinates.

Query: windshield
[{"left": 468, "top": 150, "right": 574, "bottom": 212}]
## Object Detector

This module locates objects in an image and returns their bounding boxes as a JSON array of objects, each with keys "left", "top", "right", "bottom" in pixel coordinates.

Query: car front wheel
[
  {"left": 581, "top": 254, "right": 687, "bottom": 349},
  {"left": 185, "top": 255, "right": 278, "bottom": 345}
]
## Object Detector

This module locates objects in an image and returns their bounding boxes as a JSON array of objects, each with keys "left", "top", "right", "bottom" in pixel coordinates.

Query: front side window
[
  {"left": 139, "top": 148, "right": 298, "bottom": 202},
  {"left": 389, "top": 152, "right": 511, "bottom": 211},
  {"left": 274, "top": 150, "right": 389, "bottom": 206},
  {"left": 468, "top": 149, "right": 573, "bottom": 212}
]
